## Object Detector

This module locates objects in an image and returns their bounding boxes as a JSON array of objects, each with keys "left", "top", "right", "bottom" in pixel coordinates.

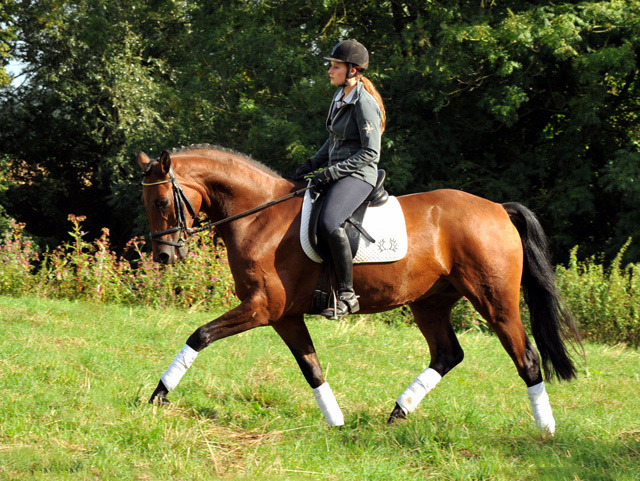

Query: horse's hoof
[
  {"left": 387, "top": 403, "right": 407, "bottom": 425},
  {"left": 151, "top": 392, "right": 170, "bottom": 405},
  {"left": 149, "top": 380, "right": 170, "bottom": 405}
]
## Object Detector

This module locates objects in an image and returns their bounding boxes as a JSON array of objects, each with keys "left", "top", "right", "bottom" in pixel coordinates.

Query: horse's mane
[{"left": 171, "top": 143, "right": 281, "bottom": 177}]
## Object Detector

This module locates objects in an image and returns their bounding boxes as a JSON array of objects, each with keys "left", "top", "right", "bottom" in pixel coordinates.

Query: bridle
[
  {"left": 142, "top": 165, "right": 312, "bottom": 249},
  {"left": 141, "top": 166, "right": 197, "bottom": 248}
]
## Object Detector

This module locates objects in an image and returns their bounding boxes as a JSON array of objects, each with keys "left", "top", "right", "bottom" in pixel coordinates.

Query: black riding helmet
[{"left": 323, "top": 39, "right": 369, "bottom": 86}]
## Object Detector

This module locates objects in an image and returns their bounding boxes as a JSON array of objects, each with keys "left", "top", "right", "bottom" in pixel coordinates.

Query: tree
[
  {"left": 0, "top": 0, "right": 181, "bottom": 245},
  {"left": 0, "top": 0, "right": 16, "bottom": 87},
  {"left": 352, "top": 0, "right": 640, "bottom": 260},
  {"left": 1, "top": 0, "right": 639, "bottom": 262}
]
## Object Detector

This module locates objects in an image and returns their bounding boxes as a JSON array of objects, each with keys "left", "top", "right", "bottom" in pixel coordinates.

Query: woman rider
[{"left": 294, "top": 39, "right": 386, "bottom": 318}]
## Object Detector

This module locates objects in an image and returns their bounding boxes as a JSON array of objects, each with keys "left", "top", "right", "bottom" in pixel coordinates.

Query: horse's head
[{"left": 137, "top": 150, "right": 199, "bottom": 264}]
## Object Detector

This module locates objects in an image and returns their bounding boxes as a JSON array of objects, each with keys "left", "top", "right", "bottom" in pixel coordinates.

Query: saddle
[{"left": 308, "top": 170, "right": 389, "bottom": 262}]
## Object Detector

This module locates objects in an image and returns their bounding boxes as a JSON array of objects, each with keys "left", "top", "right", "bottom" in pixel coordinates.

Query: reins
[
  {"left": 188, "top": 185, "right": 311, "bottom": 234},
  {"left": 142, "top": 168, "right": 311, "bottom": 247}
]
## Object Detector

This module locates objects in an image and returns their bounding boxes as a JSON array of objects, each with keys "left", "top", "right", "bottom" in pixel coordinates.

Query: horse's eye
[{"left": 155, "top": 199, "right": 169, "bottom": 209}]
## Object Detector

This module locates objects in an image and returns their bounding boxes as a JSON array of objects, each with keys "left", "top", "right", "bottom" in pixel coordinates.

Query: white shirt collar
[{"left": 334, "top": 83, "right": 357, "bottom": 106}]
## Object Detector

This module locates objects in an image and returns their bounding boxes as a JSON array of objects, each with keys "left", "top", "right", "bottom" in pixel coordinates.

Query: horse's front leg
[
  {"left": 149, "top": 294, "right": 270, "bottom": 404},
  {"left": 272, "top": 316, "right": 344, "bottom": 426}
]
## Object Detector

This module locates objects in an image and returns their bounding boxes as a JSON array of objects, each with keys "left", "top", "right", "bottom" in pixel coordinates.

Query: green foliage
[
  {"left": 0, "top": 0, "right": 178, "bottom": 246},
  {"left": 1, "top": 1, "right": 640, "bottom": 261},
  {"left": 0, "top": 219, "right": 39, "bottom": 295},
  {"left": 0, "top": 214, "right": 235, "bottom": 309},
  {"left": 3, "top": 214, "right": 640, "bottom": 348},
  {"left": 556, "top": 239, "right": 640, "bottom": 347},
  {"left": 0, "top": 153, "right": 14, "bottom": 234},
  {"left": 0, "top": 0, "right": 16, "bottom": 86},
  {"left": 451, "top": 296, "right": 492, "bottom": 333}
]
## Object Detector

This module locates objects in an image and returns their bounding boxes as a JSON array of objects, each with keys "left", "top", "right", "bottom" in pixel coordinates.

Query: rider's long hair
[{"left": 357, "top": 73, "right": 386, "bottom": 134}]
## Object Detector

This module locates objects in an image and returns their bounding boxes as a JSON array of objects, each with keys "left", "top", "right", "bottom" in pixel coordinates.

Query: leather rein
[{"left": 141, "top": 167, "right": 311, "bottom": 248}]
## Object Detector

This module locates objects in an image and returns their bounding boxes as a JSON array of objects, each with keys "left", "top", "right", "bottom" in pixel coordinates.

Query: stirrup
[{"left": 320, "top": 290, "right": 360, "bottom": 319}]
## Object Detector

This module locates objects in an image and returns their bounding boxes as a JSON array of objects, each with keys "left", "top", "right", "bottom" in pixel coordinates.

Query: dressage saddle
[{"left": 308, "top": 169, "right": 389, "bottom": 262}]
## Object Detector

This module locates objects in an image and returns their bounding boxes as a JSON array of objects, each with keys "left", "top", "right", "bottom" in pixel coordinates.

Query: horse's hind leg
[
  {"left": 272, "top": 316, "right": 343, "bottom": 426},
  {"left": 485, "top": 310, "right": 555, "bottom": 434},
  {"left": 454, "top": 275, "right": 555, "bottom": 434},
  {"left": 388, "top": 292, "right": 464, "bottom": 424}
]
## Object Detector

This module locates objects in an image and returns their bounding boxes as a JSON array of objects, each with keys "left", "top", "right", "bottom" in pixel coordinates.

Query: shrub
[
  {"left": 4, "top": 215, "right": 235, "bottom": 310},
  {"left": 0, "top": 219, "right": 40, "bottom": 296},
  {"left": 1, "top": 215, "right": 639, "bottom": 347},
  {"left": 556, "top": 239, "right": 640, "bottom": 347}
]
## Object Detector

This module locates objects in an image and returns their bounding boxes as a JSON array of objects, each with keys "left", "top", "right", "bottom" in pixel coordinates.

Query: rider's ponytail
[{"left": 359, "top": 75, "right": 386, "bottom": 134}]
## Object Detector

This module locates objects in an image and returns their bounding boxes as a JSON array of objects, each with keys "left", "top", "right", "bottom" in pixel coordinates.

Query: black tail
[{"left": 503, "top": 202, "right": 583, "bottom": 381}]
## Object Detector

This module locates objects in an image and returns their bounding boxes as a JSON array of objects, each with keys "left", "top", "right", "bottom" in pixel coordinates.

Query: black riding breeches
[{"left": 317, "top": 175, "right": 373, "bottom": 241}]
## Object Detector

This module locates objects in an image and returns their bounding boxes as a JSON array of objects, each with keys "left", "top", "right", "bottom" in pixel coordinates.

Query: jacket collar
[
  {"left": 326, "top": 80, "right": 363, "bottom": 131},
  {"left": 333, "top": 80, "right": 363, "bottom": 106}
]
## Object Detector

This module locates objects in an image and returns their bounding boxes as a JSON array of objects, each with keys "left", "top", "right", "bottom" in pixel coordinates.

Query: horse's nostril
[{"left": 158, "top": 252, "right": 170, "bottom": 264}]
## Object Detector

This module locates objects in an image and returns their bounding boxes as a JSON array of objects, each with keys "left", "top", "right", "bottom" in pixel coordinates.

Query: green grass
[{"left": 1, "top": 295, "right": 639, "bottom": 480}]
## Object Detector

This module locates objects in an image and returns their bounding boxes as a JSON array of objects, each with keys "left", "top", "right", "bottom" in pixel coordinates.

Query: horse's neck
[{"left": 177, "top": 152, "right": 288, "bottom": 244}]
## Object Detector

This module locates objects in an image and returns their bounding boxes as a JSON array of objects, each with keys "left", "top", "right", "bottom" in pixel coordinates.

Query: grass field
[{"left": 1, "top": 295, "right": 639, "bottom": 480}]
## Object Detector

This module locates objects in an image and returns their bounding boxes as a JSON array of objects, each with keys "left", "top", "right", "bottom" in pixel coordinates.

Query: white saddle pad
[{"left": 300, "top": 187, "right": 408, "bottom": 264}]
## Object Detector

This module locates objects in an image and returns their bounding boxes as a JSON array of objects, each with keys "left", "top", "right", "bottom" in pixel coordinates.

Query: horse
[{"left": 137, "top": 144, "right": 581, "bottom": 434}]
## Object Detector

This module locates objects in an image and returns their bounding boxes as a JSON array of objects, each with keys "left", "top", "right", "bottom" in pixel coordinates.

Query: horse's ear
[
  {"left": 159, "top": 150, "right": 171, "bottom": 174},
  {"left": 137, "top": 151, "right": 151, "bottom": 170}
]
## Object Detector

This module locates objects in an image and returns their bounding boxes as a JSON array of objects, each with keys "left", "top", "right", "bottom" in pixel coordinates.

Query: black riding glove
[
  {"left": 293, "top": 163, "right": 312, "bottom": 180},
  {"left": 311, "top": 169, "right": 333, "bottom": 187}
]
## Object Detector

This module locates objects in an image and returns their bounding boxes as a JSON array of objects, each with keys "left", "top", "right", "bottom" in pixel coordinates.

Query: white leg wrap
[
  {"left": 527, "top": 381, "right": 556, "bottom": 435},
  {"left": 312, "top": 382, "right": 344, "bottom": 426},
  {"left": 396, "top": 367, "right": 442, "bottom": 415},
  {"left": 160, "top": 344, "right": 198, "bottom": 392}
]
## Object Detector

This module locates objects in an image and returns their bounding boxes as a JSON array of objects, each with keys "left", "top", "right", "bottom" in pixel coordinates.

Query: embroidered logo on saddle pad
[{"left": 300, "top": 189, "right": 408, "bottom": 264}]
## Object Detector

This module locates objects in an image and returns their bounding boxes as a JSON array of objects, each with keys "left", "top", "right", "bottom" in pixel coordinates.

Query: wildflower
[{"left": 67, "top": 214, "right": 87, "bottom": 223}]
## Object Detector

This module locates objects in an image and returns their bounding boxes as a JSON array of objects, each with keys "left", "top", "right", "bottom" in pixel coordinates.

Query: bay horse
[{"left": 137, "top": 145, "right": 581, "bottom": 434}]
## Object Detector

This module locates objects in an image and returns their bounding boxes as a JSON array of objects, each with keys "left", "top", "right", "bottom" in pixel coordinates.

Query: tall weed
[
  {"left": 1, "top": 216, "right": 639, "bottom": 347},
  {"left": 1, "top": 215, "right": 235, "bottom": 310},
  {"left": 556, "top": 239, "right": 640, "bottom": 347},
  {"left": 0, "top": 220, "right": 40, "bottom": 296}
]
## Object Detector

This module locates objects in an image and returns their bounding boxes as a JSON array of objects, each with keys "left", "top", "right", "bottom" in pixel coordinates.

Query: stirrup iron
[{"left": 320, "top": 289, "right": 359, "bottom": 319}]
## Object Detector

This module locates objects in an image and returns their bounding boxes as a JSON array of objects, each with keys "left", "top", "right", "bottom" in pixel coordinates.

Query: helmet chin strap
[{"left": 342, "top": 62, "right": 354, "bottom": 87}]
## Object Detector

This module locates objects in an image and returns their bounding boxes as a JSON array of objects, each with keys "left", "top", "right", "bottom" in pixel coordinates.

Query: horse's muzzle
[{"left": 154, "top": 245, "right": 188, "bottom": 264}]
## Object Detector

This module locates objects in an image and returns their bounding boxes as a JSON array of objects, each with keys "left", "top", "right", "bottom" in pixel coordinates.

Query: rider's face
[{"left": 328, "top": 61, "right": 348, "bottom": 85}]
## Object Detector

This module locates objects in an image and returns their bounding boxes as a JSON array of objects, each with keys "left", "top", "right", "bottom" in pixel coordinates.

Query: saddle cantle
[{"left": 300, "top": 170, "right": 408, "bottom": 265}]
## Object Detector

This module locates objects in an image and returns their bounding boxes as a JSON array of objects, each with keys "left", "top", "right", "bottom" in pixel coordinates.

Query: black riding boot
[{"left": 321, "top": 227, "right": 360, "bottom": 318}]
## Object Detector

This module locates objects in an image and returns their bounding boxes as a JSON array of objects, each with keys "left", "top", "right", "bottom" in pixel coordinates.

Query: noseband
[{"left": 141, "top": 167, "right": 197, "bottom": 248}]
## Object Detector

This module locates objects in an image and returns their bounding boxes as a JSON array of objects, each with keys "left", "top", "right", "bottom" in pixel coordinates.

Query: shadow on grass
[
  {"left": 494, "top": 430, "right": 640, "bottom": 481},
  {"left": 192, "top": 405, "right": 221, "bottom": 420},
  {"left": 330, "top": 408, "right": 639, "bottom": 480}
]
